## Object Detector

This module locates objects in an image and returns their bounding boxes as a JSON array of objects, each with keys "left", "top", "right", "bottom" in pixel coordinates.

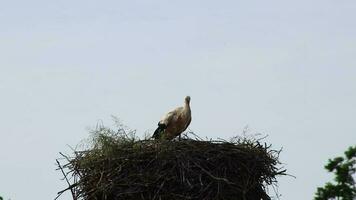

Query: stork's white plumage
[{"left": 152, "top": 96, "right": 192, "bottom": 140}]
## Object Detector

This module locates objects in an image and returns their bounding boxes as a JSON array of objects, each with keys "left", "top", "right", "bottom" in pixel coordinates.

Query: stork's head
[{"left": 185, "top": 96, "right": 191, "bottom": 104}]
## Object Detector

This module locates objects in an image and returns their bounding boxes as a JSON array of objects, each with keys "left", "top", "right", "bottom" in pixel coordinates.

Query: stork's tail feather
[{"left": 152, "top": 123, "right": 166, "bottom": 139}]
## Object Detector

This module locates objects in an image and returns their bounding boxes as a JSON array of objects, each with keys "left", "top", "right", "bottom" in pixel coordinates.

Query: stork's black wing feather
[{"left": 152, "top": 123, "right": 167, "bottom": 139}]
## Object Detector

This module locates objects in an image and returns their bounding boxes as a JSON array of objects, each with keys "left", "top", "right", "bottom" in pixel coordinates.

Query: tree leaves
[{"left": 314, "top": 145, "right": 356, "bottom": 200}]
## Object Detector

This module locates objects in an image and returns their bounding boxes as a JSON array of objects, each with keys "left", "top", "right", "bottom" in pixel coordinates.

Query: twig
[
  {"left": 192, "top": 161, "right": 235, "bottom": 185},
  {"left": 55, "top": 159, "right": 76, "bottom": 200}
]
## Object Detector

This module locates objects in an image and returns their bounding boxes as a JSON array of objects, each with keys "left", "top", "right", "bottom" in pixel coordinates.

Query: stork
[{"left": 152, "top": 96, "right": 192, "bottom": 140}]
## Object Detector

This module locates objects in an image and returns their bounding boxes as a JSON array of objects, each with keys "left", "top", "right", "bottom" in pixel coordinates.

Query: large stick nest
[{"left": 57, "top": 126, "right": 286, "bottom": 200}]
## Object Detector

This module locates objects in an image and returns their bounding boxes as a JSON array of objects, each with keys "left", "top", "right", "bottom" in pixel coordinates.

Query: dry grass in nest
[{"left": 56, "top": 125, "right": 286, "bottom": 200}]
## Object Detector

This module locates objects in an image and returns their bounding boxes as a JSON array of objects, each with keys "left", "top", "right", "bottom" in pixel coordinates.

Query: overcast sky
[{"left": 1, "top": 1, "right": 356, "bottom": 199}]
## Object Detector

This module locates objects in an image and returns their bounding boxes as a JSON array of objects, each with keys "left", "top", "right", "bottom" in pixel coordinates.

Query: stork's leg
[{"left": 178, "top": 134, "right": 181, "bottom": 141}]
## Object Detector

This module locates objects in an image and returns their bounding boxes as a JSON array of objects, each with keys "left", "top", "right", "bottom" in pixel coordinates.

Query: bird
[{"left": 152, "top": 96, "right": 192, "bottom": 140}]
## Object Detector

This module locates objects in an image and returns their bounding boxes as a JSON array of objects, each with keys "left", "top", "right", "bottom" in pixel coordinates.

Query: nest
[{"left": 56, "top": 128, "right": 285, "bottom": 200}]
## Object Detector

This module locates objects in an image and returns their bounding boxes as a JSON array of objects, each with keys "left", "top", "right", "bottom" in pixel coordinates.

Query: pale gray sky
[{"left": 1, "top": 1, "right": 356, "bottom": 199}]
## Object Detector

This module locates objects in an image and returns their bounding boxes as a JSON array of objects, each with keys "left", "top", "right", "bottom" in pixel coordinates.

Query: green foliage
[{"left": 314, "top": 146, "right": 356, "bottom": 200}]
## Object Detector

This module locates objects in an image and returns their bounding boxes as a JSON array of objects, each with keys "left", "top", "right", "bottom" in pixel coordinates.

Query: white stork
[{"left": 152, "top": 96, "right": 192, "bottom": 140}]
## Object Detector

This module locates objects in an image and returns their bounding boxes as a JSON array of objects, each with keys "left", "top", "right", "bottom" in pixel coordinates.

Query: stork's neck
[{"left": 184, "top": 101, "right": 190, "bottom": 110}]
